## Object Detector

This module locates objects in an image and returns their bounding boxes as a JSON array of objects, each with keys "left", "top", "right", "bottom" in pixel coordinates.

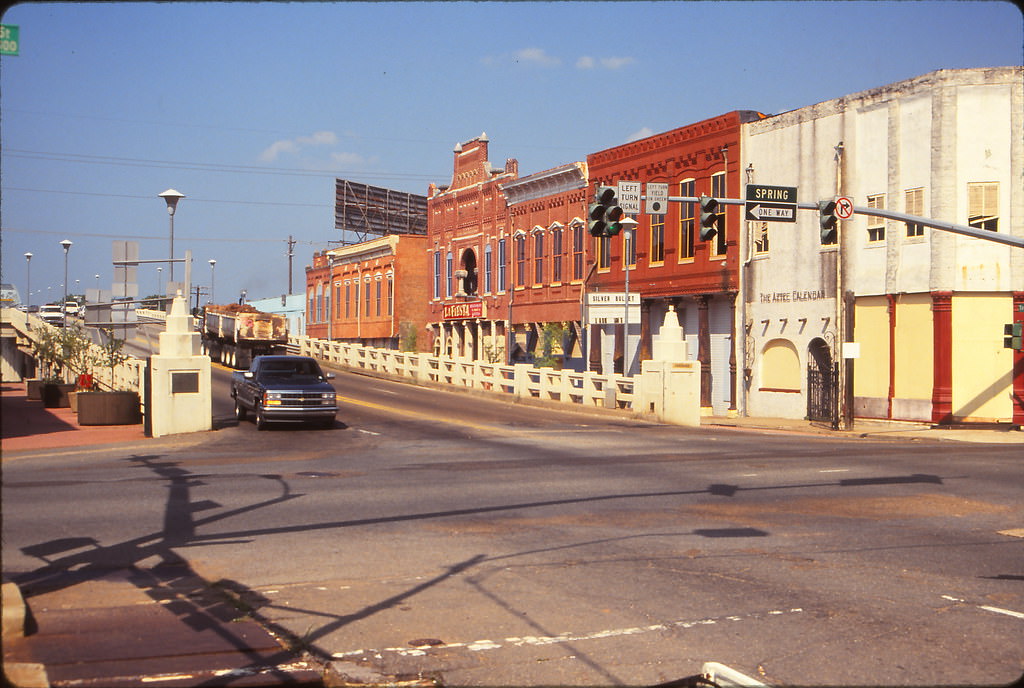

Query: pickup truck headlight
[
  {"left": 264, "top": 392, "right": 283, "bottom": 406},
  {"left": 321, "top": 392, "right": 336, "bottom": 405}
]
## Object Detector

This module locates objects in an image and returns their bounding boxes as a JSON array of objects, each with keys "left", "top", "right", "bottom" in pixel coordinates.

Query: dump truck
[{"left": 201, "top": 303, "right": 288, "bottom": 369}]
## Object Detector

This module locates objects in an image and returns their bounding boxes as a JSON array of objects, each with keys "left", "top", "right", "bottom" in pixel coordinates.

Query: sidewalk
[
  {"left": 703, "top": 413, "right": 1023, "bottom": 443},
  {"left": 1, "top": 382, "right": 148, "bottom": 454}
]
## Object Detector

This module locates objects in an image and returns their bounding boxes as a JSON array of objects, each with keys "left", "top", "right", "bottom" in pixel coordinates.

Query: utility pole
[{"left": 287, "top": 235, "right": 297, "bottom": 295}]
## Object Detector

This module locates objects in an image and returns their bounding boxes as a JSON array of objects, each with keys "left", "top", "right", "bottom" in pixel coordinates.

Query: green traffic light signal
[
  {"left": 819, "top": 199, "right": 838, "bottom": 244},
  {"left": 590, "top": 185, "right": 624, "bottom": 237}
]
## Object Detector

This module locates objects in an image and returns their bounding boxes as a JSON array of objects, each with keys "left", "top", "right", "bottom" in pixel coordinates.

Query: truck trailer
[{"left": 201, "top": 303, "right": 288, "bottom": 369}]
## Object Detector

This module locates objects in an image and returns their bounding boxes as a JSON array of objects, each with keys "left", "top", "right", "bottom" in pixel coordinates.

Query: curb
[{"left": 2, "top": 581, "right": 50, "bottom": 688}]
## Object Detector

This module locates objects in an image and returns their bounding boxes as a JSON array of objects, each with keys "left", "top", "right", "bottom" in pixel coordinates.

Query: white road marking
[
  {"left": 331, "top": 608, "right": 804, "bottom": 659},
  {"left": 356, "top": 428, "right": 380, "bottom": 436},
  {"left": 942, "top": 595, "right": 1024, "bottom": 620},
  {"left": 979, "top": 605, "right": 1024, "bottom": 620},
  {"left": 818, "top": 469, "right": 850, "bottom": 473}
]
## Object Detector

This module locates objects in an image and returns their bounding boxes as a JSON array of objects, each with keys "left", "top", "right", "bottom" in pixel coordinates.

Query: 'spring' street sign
[{"left": 745, "top": 184, "right": 797, "bottom": 223}]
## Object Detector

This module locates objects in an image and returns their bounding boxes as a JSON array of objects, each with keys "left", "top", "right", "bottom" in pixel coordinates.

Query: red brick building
[
  {"left": 426, "top": 133, "right": 517, "bottom": 361},
  {"left": 587, "top": 111, "right": 766, "bottom": 413},
  {"left": 501, "top": 162, "right": 590, "bottom": 367},
  {"left": 305, "top": 234, "right": 430, "bottom": 350},
  {"left": 426, "top": 134, "right": 591, "bottom": 367}
]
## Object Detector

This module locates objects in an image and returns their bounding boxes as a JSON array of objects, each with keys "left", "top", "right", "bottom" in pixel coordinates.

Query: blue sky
[{"left": 2, "top": 1, "right": 1021, "bottom": 306}]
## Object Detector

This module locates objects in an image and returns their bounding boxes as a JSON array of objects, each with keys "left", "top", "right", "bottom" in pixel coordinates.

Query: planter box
[
  {"left": 26, "top": 378, "right": 43, "bottom": 401},
  {"left": 42, "top": 383, "right": 76, "bottom": 408},
  {"left": 76, "top": 391, "right": 142, "bottom": 426}
]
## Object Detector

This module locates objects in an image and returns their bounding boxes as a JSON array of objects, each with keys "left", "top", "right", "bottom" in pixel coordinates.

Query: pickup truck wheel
[
  {"left": 234, "top": 399, "right": 247, "bottom": 421},
  {"left": 255, "top": 405, "right": 268, "bottom": 431}
]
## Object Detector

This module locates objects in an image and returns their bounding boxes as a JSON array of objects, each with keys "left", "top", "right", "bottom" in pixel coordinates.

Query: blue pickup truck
[{"left": 231, "top": 355, "right": 337, "bottom": 430}]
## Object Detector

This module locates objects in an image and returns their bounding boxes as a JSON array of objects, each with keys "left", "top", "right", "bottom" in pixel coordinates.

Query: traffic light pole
[{"left": 652, "top": 195, "right": 1024, "bottom": 249}]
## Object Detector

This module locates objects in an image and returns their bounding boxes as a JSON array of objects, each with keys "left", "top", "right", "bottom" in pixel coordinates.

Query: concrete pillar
[{"left": 149, "top": 294, "right": 212, "bottom": 438}]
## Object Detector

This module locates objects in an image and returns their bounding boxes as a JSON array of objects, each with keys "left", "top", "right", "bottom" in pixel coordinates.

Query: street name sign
[
  {"left": 618, "top": 181, "right": 641, "bottom": 214},
  {"left": 745, "top": 184, "right": 797, "bottom": 223},
  {"left": 1, "top": 25, "right": 18, "bottom": 56},
  {"left": 645, "top": 182, "right": 668, "bottom": 215}
]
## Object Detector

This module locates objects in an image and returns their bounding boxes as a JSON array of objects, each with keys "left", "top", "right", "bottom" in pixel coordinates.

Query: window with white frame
[
  {"left": 484, "top": 243, "right": 492, "bottom": 294},
  {"left": 515, "top": 233, "right": 526, "bottom": 287},
  {"left": 498, "top": 239, "right": 507, "bottom": 291},
  {"left": 433, "top": 251, "right": 441, "bottom": 299},
  {"left": 572, "top": 224, "right": 584, "bottom": 280},
  {"left": 551, "top": 227, "right": 563, "bottom": 283},
  {"left": 533, "top": 230, "right": 544, "bottom": 284},
  {"left": 445, "top": 251, "right": 453, "bottom": 297}
]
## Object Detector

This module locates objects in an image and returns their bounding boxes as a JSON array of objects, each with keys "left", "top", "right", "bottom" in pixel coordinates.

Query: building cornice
[{"left": 500, "top": 162, "right": 588, "bottom": 206}]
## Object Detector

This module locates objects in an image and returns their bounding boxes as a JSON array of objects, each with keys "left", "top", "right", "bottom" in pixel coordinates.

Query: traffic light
[
  {"left": 1005, "top": 322, "right": 1023, "bottom": 350},
  {"left": 819, "top": 199, "right": 838, "bottom": 244},
  {"left": 699, "top": 196, "right": 719, "bottom": 241},
  {"left": 589, "top": 185, "right": 624, "bottom": 237}
]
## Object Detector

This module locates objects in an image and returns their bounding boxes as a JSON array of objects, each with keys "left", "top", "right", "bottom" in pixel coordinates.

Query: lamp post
[
  {"left": 60, "top": 239, "right": 72, "bottom": 328},
  {"left": 158, "top": 189, "right": 185, "bottom": 284},
  {"left": 24, "top": 252, "right": 32, "bottom": 310},
  {"left": 208, "top": 259, "right": 216, "bottom": 304},
  {"left": 156, "top": 266, "right": 163, "bottom": 308}
]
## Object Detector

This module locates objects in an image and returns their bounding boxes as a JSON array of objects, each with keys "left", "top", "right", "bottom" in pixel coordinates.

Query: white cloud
[
  {"left": 576, "top": 55, "right": 636, "bottom": 70},
  {"left": 514, "top": 47, "right": 561, "bottom": 67},
  {"left": 330, "top": 151, "right": 370, "bottom": 168},
  {"left": 626, "top": 127, "right": 654, "bottom": 143},
  {"left": 601, "top": 56, "right": 636, "bottom": 70},
  {"left": 259, "top": 130, "right": 338, "bottom": 162}
]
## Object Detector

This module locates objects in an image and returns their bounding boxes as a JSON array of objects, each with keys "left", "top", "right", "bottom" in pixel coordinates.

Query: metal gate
[{"left": 807, "top": 362, "right": 837, "bottom": 425}]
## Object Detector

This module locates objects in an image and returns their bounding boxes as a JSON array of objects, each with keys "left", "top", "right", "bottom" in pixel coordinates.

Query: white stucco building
[{"left": 741, "top": 67, "right": 1023, "bottom": 425}]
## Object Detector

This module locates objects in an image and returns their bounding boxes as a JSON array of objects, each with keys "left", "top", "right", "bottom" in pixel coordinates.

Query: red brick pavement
[{"left": 1, "top": 381, "right": 148, "bottom": 454}]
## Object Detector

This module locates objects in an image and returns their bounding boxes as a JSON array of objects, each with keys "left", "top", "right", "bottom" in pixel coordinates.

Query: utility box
[
  {"left": 149, "top": 294, "right": 212, "bottom": 438},
  {"left": 640, "top": 359, "right": 700, "bottom": 426}
]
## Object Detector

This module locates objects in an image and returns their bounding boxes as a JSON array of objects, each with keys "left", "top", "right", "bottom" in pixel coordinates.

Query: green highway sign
[{"left": 1, "top": 25, "right": 18, "bottom": 56}]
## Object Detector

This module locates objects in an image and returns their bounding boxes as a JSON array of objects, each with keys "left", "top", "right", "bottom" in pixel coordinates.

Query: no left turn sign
[{"left": 835, "top": 196, "right": 855, "bottom": 220}]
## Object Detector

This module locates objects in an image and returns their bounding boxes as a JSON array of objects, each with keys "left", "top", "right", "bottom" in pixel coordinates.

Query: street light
[
  {"left": 208, "top": 259, "right": 216, "bottom": 304},
  {"left": 24, "top": 252, "right": 32, "bottom": 310},
  {"left": 60, "top": 239, "right": 72, "bottom": 328},
  {"left": 158, "top": 188, "right": 185, "bottom": 284}
]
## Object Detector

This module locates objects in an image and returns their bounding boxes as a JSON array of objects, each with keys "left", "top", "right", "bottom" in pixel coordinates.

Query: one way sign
[
  {"left": 745, "top": 184, "right": 797, "bottom": 223},
  {"left": 745, "top": 204, "right": 796, "bottom": 222}
]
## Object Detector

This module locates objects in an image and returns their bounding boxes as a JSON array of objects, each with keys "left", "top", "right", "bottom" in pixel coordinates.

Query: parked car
[
  {"left": 230, "top": 355, "right": 337, "bottom": 430},
  {"left": 64, "top": 301, "right": 81, "bottom": 318},
  {"left": 39, "top": 304, "right": 65, "bottom": 326}
]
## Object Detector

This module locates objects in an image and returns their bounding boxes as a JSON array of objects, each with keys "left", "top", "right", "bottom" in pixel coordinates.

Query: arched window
[{"left": 760, "top": 339, "right": 800, "bottom": 392}]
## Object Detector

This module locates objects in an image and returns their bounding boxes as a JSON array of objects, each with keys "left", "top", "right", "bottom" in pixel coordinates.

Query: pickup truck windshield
[{"left": 261, "top": 361, "right": 320, "bottom": 378}]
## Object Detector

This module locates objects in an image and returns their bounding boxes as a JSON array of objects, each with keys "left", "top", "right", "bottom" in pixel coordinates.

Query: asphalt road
[{"left": 4, "top": 362, "right": 1022, "bottom": 686}]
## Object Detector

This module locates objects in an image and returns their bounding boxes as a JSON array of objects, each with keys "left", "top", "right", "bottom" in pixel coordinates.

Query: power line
[
  {"left": 1, "top": 186, "right": 331, "bottom": 209},
  {"left": 3, "top": 147, "right": 443, "bottom": 183},
  {"left": 0, "top": 226, "right": 325, "bottom": 245}
]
